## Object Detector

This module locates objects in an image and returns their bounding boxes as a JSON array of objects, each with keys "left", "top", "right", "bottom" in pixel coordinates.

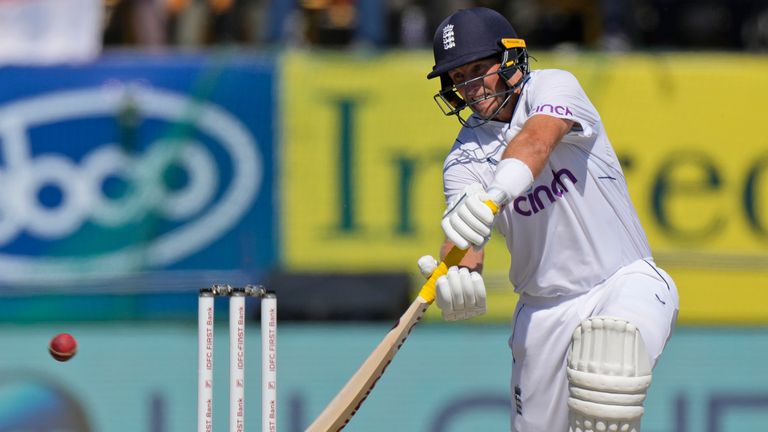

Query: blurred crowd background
[{"left": 103, "top": 0, "right": 768, "bottom": 50}]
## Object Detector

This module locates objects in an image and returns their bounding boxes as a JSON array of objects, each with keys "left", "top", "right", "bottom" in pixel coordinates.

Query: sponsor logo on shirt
[
  {"left": 531, "top": 104, "right": 573, "bottom": 116},
  {"left": 512, "top": 168, "right": 577, "bottom": 216}
]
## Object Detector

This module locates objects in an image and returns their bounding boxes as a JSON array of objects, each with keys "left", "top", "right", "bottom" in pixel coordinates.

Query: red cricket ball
[{"left": 49, "top": 333, "right": 77, "bottom": 362}]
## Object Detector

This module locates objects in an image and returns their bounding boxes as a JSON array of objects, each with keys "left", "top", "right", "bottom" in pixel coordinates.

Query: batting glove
[
  {"left": 417, "top": 255, "right": 487, "bottom": 321},
  {"left": 442, "top": 159, "right": 534, "bottom": 250},
  {"left": 441, "top": 183, "right": 497, "bottom": 250}
]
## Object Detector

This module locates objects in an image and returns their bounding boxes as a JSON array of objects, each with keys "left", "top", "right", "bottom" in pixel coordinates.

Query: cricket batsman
[{"left": 417, "top": 7, "right": 680, "bottom": 432}]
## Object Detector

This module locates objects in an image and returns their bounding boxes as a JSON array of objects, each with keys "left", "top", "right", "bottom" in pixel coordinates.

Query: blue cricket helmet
[
  {"left": 427, "top": 7, "right": 520, "bottom": 79},
  {"left": 427, "top": 7, "right": 530, "bottom": 127}
]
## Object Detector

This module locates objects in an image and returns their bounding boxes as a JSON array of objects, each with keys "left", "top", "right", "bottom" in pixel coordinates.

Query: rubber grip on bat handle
[{"left": 417, "top": 200, "right": 499, "bottom": 304}]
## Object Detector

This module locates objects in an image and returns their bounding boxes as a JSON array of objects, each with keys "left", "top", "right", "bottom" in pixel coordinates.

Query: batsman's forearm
[
  {"left": 500, "top": 115, "right": 573, "bottom": 177},
  {"left": 440, "top": 239, "right": 484, "bottom": 273}
]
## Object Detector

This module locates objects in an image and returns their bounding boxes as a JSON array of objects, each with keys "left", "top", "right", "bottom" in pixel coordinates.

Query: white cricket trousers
[{"left": 508, "top": 259, "right": 679, "bottom": 432}]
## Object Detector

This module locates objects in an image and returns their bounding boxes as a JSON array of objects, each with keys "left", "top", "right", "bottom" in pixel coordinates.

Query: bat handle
[{"left": 417, "top": 199, "right": 499, "bottom": 304}]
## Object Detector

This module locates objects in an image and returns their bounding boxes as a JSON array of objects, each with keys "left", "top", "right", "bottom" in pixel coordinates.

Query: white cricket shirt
[{"left": 442, "top": 69, "right": 652, "bottom": 297}]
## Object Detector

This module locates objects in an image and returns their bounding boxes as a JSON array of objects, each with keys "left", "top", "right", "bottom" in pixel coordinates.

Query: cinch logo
[
  {"left": 0, "top": 85, "right": 262, "bottom": 283},
  {"left": 442, "top": 24, "right": 455, "bottom": 50},
  {"left": 512, "top": 168, "right": 577, "bottom": 216},
  {"left": 531, "top": 104, "right": 573, "bottom": 116}
]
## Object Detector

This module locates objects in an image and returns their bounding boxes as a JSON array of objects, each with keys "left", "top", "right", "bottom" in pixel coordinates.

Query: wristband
[{"left": 487, "top": 158, "right": 534, "bottom": 205}]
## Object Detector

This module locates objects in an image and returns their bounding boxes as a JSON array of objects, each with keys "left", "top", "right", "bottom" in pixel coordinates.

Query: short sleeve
[
  {"left": 443, "top": 158, "right": 478, "bottom": 205},
  {"left": 442, "top": 143, "right": 484, "bottom": 205},
  {"left": 527, "top": 70, "right": 600, "bottom": 138}
]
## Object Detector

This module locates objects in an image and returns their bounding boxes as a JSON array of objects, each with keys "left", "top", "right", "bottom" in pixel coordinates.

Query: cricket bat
[{"left": 304, "top": 245, "right": 471, "bottom": 432}]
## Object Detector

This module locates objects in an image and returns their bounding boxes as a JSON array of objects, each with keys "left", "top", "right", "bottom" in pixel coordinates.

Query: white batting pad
[{"left": 567, "top": 317, "right": 652, "bottom": 432}]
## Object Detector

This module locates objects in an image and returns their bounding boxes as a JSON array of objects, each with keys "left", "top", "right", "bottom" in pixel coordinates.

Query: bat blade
[
  {"left": 305, "top": 246, "right": 472, "bottom": 431},
  {"left": 305, "top": 296, "right": 430, "bottom": 432},
  {"left": 304, "top": 202, "right": 499, "bottom": 431}
]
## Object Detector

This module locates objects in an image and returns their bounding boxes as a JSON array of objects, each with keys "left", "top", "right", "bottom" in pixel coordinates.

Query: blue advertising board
[{"left": 0, "top": 52, "right": 277, "bottom": 292}]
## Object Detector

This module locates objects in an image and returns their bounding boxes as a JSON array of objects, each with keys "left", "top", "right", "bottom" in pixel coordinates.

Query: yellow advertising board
[{"left": 281, "top": 51, "right": 768, "bottom": 324}]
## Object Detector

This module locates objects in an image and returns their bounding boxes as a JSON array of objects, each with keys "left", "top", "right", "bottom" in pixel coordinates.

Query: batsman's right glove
[{"left": 417, "top": 255, "right": 487, "bottom": 321}]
